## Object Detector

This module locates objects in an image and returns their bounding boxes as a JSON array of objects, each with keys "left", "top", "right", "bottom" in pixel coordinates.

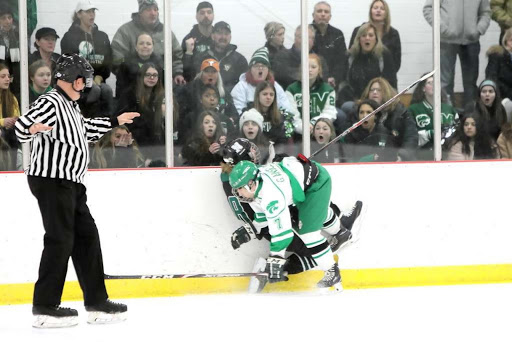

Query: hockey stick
[
  {"left": 311, "top": 70, "right": 436, "bottom": 158},
  {"left": 104, "top": 272, "right": 268, "bottom": 280}
]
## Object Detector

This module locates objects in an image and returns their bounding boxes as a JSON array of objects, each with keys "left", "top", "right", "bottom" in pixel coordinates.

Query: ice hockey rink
[{"left": 0, "top": 283, "right": 510, "bottom": 342}]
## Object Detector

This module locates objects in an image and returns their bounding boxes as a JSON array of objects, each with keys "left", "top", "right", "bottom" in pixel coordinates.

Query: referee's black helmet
[{"left": 54, "top": 53, "right": 94, "bottom": 88}]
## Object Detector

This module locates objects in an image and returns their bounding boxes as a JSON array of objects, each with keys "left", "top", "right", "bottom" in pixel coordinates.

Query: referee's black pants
[{"left": 28, "top": 176, "right": 108, "bottom": 307}]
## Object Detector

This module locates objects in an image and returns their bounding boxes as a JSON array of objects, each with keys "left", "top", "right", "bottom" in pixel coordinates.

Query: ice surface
[{"left": 0, "top": 284, "right": 510, "bottom": 342}]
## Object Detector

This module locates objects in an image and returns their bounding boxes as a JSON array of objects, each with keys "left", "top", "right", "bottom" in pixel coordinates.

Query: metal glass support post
[
  {"left": 18, "top": 0, "right": 30, "bottom": 169},
  {"left": 433, "top": 0, "right": 442, "bottom": 161},
  {"left": 301, "top": 0, "right": 311, "bottom": 157},
  {"left": 164, "top": 0, "right": 174, "bottom": 167}
]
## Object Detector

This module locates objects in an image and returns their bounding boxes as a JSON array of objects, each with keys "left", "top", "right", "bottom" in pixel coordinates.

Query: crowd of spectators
[{"left": 1, "top": 0, "right": 512, "bottom": 170}]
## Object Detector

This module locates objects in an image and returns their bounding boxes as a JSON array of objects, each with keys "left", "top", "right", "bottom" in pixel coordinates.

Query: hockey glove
[
  {"left": 231, "top": 223, "right": 257, "bottom": 249},
  {"left": 265, "top": 256, "right": 289, "bottom": 283}
]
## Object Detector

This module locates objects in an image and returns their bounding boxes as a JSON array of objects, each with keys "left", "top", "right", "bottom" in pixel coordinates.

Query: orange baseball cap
[{"left": 200, "top": 58, "right": 220, "bottom": 72}]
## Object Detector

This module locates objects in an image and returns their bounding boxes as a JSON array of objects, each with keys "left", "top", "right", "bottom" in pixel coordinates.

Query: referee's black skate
[
  {"left": 32, "top": 305, "right": 78, "bottom": 328},
  {"left": 340, "top": 200, "right": 363, "bottom": 230},
  {"left": 86, "top": 299, "right": 127, "bottom": 324},
  {"left": 317, "top": 263, "right": 342, "bottom": 291}
]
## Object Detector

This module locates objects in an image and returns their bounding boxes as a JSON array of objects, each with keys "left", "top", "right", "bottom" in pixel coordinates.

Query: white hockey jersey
[{"left": 249, "top": 157, "right": 306, "bottom": 257}]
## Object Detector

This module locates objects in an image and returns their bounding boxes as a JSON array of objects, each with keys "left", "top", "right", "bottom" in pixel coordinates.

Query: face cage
[{"left": 231, "top": 180, "right": 258, "bottom": 203}]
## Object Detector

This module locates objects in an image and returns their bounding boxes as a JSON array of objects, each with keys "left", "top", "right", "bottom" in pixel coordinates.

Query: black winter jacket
[
  {"left": 350, "top": 24, "right": 402, "bottom": 72},
  {"left": 486, "top": 45, "right": 512, "bottom": 100},
  {"left": 115, "top": 52, "right": 164, "bottom": 100},
  {"left": 312, "top": 23, "right": 348, "bottom": 84},
  {"left": 194, "top": 44, "right": 248, "bottom": 94},
  {"left": 338, "top": 48, "right": 396, "bottom": 104},
  {"left": 182, "top": 24, "right": 213, "bottom": 81},
  {"left": 345, "top": 102, "right": 418, "bottom": 161},
  {"left": 60, "top": 22, "right": 112, "bottom": 81}
]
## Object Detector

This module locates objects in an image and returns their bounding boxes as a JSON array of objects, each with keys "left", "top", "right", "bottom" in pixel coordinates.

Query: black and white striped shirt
[{"left": 15, "top": 87, "right": 114, "bottom": 183}]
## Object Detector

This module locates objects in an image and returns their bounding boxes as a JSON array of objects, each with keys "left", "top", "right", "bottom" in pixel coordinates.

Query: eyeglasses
[
  {"left": 370, "top": 88, "right": 382, "bottom": 93},
  {"left": 252, "top": 64, "right": 268, "bottom": 70},
  {"left": 144, "top": 73, "right": 159, "bottom": 79}
]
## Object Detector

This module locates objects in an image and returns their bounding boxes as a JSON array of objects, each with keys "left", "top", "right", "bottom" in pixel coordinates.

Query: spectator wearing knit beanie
[
  {"left": 239, "top": 108, "right": 271, "bottom": 158},
  {"left": 138, "top": 0, "right": 158, "bottom": 12},
  {"left": 231, "top": 47, "right": 297, "bottom": 117},
  {"left": 249, "top": 47, "right": 271, "bottom": 69},
  {"left": 111, "top": 0, "right": 185, "bottom": 86}
]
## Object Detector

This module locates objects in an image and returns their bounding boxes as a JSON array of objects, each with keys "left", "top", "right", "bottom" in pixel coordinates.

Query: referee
[{"left": 15, "top": 53, "right": 139, "bottom": 328}]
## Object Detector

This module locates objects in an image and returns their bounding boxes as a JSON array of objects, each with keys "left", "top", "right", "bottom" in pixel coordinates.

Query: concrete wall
[
  {"left": 31, "top": 0, "right": 502, "bottom": 93},
  {"left": 1, "top": 160, "right": 511, "bottom": 285}
]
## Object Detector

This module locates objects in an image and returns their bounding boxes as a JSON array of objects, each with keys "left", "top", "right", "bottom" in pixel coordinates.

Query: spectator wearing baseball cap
[
  {"left": 29, "top": 27, "right": 62, "bottom": 77},
  {"left": 182, "top": 2, "right": 215, "bottom": 82},
  {"left": 60, "top": 0, "right": 114, "bottom": 116},
  {"left": 111, "top": 0, "right": 185, "bottom": 85},
  {"left": 176, "top": 56, "right": 239, "bottom": 143},
  {"left": 194, "top": 21, "right": 248, "bottom": 95}
]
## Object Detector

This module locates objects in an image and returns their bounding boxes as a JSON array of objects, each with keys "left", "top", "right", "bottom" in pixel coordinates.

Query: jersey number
[{"left": 228, "top": 196, "right": 251, "bottom": 224}]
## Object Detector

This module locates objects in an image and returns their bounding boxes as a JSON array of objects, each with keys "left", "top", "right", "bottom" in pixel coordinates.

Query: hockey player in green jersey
[{"left": 229, "top": 155, "right": 341, "bottom": 289}]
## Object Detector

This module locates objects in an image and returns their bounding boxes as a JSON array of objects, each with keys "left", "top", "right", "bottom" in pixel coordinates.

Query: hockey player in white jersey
[
  {"left": 229, "top": 155, "right": 341, "bottom": 288},
  {"left": 222, "top": 138, "right": 361, "bottom": 255}
]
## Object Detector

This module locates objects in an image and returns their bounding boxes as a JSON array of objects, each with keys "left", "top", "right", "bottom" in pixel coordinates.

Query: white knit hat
[{"left": 239, "top": 108, "right": 264, "bottom": 133}]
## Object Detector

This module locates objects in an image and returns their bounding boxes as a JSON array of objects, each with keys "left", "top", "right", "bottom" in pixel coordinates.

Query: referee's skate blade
[
  {"left": 87, "top": 311, "right": 127, "bottom": 324},
  {"left": 32, "top": 315, "right": 79, "bottom": 328}
]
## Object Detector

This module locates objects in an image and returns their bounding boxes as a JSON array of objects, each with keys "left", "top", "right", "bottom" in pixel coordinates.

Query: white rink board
[{"left": 1, "top": 161, "right": 512, "bottom": 285}]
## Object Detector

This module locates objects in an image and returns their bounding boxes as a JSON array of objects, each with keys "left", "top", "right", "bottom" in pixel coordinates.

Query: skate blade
[
  {"left": 347, "top": 204, "right": 368, "bottom": 245},
  {"left": 32, "top": 315, "right": 79, "bottom": 328},
  {"left": 333, "top": 282, "right": 343, "bottom": 292},
  {"left": 87, "top": 311, "right": 127, "bottom": 324},
  {"left": 316, "top": 282, "right": 343, "bottom": 294}
]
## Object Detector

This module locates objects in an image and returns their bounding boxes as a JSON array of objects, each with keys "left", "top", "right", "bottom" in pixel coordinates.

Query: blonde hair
[
  {"left": 502, "top": 27, "right": 512, "bottom": 48},
  {"left": 349, "top": 22, "right": 384, "bottom": 58},
  {"left": 264, "top": 22, "right": 285, "bottom": 42},
  {"left": 312, "top": 118, "right": 336, "bottom": 141},
  {"left": 92, "top": 126, "right": 145, "bottom": 169},
  {"left": 369, "top": 0, "right": 391, "bottom": 35},
  {"left": 360, "top": 77, "right": 399, "bottom": 110}
]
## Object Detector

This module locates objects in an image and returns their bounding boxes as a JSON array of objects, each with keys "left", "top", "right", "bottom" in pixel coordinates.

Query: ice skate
[
  {"left": 86, "top": 299, "right": 127, "bottom": 324},
  {"left": 340, "top": 200, "right": 363, "bottom": 230},
  {"left": 328, "top": 228, "right": 352, "bottom": 253},
  {"left": 317, "top": 263, "right": 342, "bottom": 291},
  {"left": 248, "top": 257, "right": 268, "bottom": 294},
  {"left": 32, "top": 305, "right": 79, "bottom": 328}
]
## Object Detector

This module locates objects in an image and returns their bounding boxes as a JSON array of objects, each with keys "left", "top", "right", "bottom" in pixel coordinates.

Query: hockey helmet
[
  {"left": 229, "top": 160, "right": 259, "bottom": 190},
  {"left": 222, "top": 138, "right": 261, "bottom": 165},
  {"left": 54, "top": 53, "right": 94, "bottom": 89}
]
